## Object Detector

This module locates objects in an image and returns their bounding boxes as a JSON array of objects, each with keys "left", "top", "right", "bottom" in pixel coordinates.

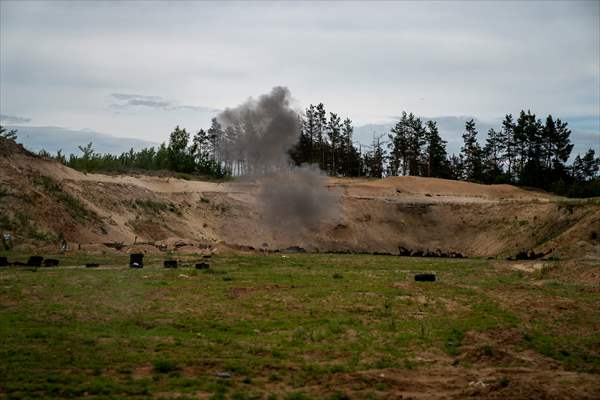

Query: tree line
[
  {"left": 1, "top": 105, "right": 598, "bottom": 197},
  {"left": 289, "top": 106, "right": 599, "bottom": 197}
]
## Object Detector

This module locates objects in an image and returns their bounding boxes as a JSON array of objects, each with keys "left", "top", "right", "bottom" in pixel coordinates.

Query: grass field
[{"left": 0, "top": 252, "right": 599, "bottom": 399}]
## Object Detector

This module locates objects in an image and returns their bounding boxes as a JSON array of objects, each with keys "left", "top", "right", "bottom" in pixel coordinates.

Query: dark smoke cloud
[
  {"left": 258, "top": 164, "right": 339, "bottom": 231},
  {"left": 217, "top": 87, "right": 339, "bottom": 231},
  {"left": 217, "top": 86, "right": 300, "bottom": 173}
]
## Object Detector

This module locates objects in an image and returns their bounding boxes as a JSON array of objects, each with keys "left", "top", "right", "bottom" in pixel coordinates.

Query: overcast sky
[{"left": 1, "top": 0, "right": 598, "bottom": 150}]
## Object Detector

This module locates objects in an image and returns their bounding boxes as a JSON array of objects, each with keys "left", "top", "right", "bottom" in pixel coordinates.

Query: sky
[{"left": 0, "top": 0, "right": 599, "bottom": 153}]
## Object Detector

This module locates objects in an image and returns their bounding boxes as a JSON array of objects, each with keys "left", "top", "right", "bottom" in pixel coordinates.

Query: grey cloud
[
  {"left": 111, "top": 93, "right": 163, "bottom": 101},
  {"left": 110, "top": 93, "right": 218, "bottom": 113},
  {"left": 0, "top": 1, "right": 597, "bottom": 142},
  {"left": 173, "top": 105, "right": 221, "bottom": 113},
  {"left": 4, "top": 125, "right": 157, "bottom": 155},
  {"left": 127, "top": 98, "right": 171, "bottom": 108},
  {"left": 0, "top": 114, "right": 31, "bottom": 124}
]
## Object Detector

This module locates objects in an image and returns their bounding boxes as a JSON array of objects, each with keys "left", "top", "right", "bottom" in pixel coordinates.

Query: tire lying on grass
[
  {"left": 414, "top": 273, "right": 436, "bottom": 282},
  {"left": 129, "top": 253, "right": 144, "bottom": 268},
  {"left": 26, "top": 256, "right": 44, "bottom": 267},
  {"left": 43, "top": 259, "right": 59, "bottom": 267}
]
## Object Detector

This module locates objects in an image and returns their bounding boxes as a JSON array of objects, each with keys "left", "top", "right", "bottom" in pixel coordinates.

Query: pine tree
[
  {"left": 514, "top": 110, "right": 545, "bottom": 186},
  {"left": 483, "top": 128, "right": 503, "bottom": 183},
  {"left": 315, "top": 103, "right": 327, "bottom": 169},
  {"left": 448, "top": 153, "right": 465, "bottom": 180},
  {"left": 547, "top": 116, "right": 573, "bottom": 181},
  {"left": 572, "top": 149, "right": 600, "bottom": 182},
  {"left": 207, "top": 118, "right": 224, "bottom": 164},
  {"left": 341, "top": 118, "right": 358, "bottom": 176},
  {"left": 512, "top": 110, "right": 541, "bottom": 182},
  {"left": 406, "top": 113, "right": 426, "bottom": 176},
  {"left": 424, "top": 120, "right": 448, "bottom": 178},
  {"left": 304, "top": 105, "right": 318, "bottom": 164},
  {"left": 460, "top": 119, "right": 484, "bottom": 181},
  {"left": 368, "top": 136, "right": 386, "bottom": 178},
  {"left": 326, "top": 113, "right": 342, "bottom": 175},
  {"left": 167, "top": 126, "right": 190, "bottom": 172},
  {"left": 498, "top": 114, "right": 516, "bottom": 181},
  {"left": 387, "top": 112, "right": 410, "bottom": 176}
]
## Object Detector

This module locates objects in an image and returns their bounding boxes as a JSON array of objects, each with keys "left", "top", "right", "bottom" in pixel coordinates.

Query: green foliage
[
  {"left": 290, "top": 105, "right": 597, "bottom": 196},
  {"left": 21, "top": 106, "right": 597, "bottom": 196},
  {"left": 57, "top": 126, "right": 229, "bottom": 179},
  {"left": 0, "top": 125, "right": 18, "bottom": 141}
]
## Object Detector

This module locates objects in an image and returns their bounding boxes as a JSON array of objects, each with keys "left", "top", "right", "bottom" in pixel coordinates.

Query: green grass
[{"left": 0, "top": 253, "right": 598, "bottom": 399}]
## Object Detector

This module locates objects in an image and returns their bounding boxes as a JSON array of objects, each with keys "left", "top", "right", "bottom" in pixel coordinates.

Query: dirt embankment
[{"left": 1, "top": 137, "right": 599, "bottom": 259}]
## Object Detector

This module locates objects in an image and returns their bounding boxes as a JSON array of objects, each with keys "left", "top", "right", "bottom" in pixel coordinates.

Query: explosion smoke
[
  {"left": 217, "top": 87, "right": 339, "bottom": 231},
  {"left": 218, "top": 86, "right": 299, "bottom": 173}
]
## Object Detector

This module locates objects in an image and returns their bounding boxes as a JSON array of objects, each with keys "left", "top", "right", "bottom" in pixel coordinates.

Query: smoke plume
[
  {"left": 257, "top": 164, "right": 338, "bottom": 230},
  {"left": 217, "top": 87, "right": 339, "bottom": 231},
  {"left": 218, "top": 86, "right": 299, "bottom": 173}
]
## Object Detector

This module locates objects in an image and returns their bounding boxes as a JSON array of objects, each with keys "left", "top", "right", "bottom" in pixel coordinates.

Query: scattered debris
[
  {"left": 282, "top": 246, "right": 306, "bottom": 253},
  {"left": 509, "top": 249, "right": 548, "bottom": 261},
  {"left": 398, "top": 246, "right": 464, "bottom": 258},
  {"left": 398, "top": 246, "right": 412, "bottom": 256},
  {"left": 103, "top": 242, "right": 125, "bottom": 250},
  {"left": 215, "top": 371, "right": 231, "bottom": 378},
  {"left": 2, "top": 232, "right": 12, "bottom": 250}
]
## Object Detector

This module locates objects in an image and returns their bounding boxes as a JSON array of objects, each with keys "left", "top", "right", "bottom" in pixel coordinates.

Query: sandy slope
[{"left": 1, "top": 138, "right": 598, "bottom": 259}]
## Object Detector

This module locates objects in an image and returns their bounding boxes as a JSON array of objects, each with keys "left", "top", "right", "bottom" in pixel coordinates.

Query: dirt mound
[
  {"left": 1, "top": 141, "right": 598, "bottom": 259},
  {"left": 0, "top": 136, "right": 36, "bottom": 158}
]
